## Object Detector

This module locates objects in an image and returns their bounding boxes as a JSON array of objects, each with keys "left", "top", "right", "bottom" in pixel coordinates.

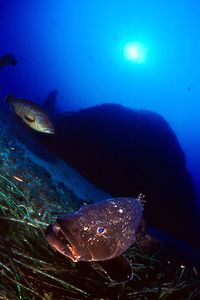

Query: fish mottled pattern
[
  {"left": 6, "top": 94, "right": 55, "bottom": 134},
  {"left": 46, "top": 197, "right": 144, "bottom": 262}
]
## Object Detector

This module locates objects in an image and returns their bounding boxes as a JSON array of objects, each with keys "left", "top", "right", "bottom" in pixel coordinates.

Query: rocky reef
[
  {"left": 0, "top": 102, "right": 200, "bottom": 299},
  {"left": 38, "top": 103, "right": 200, "bottom": 252}
]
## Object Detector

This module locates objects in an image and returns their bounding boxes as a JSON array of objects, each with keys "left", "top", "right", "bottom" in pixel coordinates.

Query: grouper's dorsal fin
[{"left": 24, "top": 115, "right": 35, "bottom": 123}]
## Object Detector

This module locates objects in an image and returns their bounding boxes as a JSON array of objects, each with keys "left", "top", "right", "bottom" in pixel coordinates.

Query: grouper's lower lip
[
  {"left": 58, "top": 226, "right": 81, "bottom": 262},
  {"left": 56, "top": 218, "right": 84, "bottom": 261},
  {"left": 45, "top": 223, "right": 80, "bottom": 262}
]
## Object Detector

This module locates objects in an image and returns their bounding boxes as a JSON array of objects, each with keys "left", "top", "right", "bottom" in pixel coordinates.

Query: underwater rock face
[
  {"left": 43, "top": 89, "right": 58, "bottom": 116},
  {"left": 1, "top": 105, "right": 199, "bottom": 300},
  {"left": 39, "top": 103, "right": 200, "bottom": 250}
]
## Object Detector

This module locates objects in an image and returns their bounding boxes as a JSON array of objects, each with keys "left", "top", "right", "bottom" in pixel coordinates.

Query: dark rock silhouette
[
  {"left": 0, "top": 53, "right": 18, "bottom": 68},
  {"left": 43, "top": 89, "right": 58, "bottom": 116},
  {"left": 38, "top": 103, "right": 200, "bottom": 250}
]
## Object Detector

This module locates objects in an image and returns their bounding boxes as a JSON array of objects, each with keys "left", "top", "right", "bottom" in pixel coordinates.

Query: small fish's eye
[{"left": 97, "top": 227, "right": 106, "bottom": 236}]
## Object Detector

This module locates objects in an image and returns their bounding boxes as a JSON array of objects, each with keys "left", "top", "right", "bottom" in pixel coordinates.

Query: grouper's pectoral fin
[
  {"left": 137, "top": 234, "right": 163, "bottom": 255},
  {"left": 136, "top": 218, "right": 163, "bottom": 255},
  {"left": 24, "top": 115, "right": 35, "bottom": 123},
  {"left": 98, "top": 255, "right": 132, "bottom": 282}
]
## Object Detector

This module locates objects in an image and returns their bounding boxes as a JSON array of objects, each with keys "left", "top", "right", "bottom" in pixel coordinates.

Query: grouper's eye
[{"left": 96, "top": 227, "right": 106, "bottom": 236}]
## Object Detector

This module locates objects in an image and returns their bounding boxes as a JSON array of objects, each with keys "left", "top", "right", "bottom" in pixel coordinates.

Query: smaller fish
[
  {"left": 0, "top": 54, "right": 17, "bottom": 68},
  {"left": 6, "top": 94, "right": 55, "bottom": 134}
]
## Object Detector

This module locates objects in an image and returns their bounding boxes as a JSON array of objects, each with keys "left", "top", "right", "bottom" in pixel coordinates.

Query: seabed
[{"left": 0, "top": 111, "right": 199, "bottom": 300}]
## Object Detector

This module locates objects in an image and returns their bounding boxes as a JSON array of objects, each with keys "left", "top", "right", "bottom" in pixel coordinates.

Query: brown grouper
[
  {"left": 6, "top": 94, "right": 55, "bottom": 134},
  {"left": 46, "top": 196, "right": 159, "bottom": 281}
]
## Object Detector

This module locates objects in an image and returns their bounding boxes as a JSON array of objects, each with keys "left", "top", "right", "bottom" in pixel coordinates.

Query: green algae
[{"left": 0, "top": 169, "right": 200, "bottom": 300}]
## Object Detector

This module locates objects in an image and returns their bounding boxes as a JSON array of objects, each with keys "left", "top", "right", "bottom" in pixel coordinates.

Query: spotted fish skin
[
  {"left": 46, "top": 197, "right": 143, "bottom": 262},
  {"left": 6, "top": 94, "right": 55, "bottom": 134}
]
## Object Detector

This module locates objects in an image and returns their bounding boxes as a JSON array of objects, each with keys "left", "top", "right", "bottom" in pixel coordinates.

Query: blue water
[{"left": 0, "top": 0, "right": 200, "bottom": 207}]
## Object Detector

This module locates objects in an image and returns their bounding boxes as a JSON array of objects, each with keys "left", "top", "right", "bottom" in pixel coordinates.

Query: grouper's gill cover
[{"left": 46, "top": 197, "right": 143, "bottom": 262}]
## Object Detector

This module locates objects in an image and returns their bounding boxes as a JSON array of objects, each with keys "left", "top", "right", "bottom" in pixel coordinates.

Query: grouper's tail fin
[{"left": 5, "top": 94, "right": 15, "bottom": 104}]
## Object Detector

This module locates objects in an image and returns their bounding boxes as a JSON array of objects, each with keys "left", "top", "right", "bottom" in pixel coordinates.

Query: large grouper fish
[
  {"left": 46, "top": 196, "right": 160, "bottom": 281},
  {"left": 6, "top": 94, "right": 55, "bottom": 134}
]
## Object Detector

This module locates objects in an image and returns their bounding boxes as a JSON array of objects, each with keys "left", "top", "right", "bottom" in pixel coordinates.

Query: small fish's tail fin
[{"left": 5, "top": 94, "right": 15, "bottom": 104}]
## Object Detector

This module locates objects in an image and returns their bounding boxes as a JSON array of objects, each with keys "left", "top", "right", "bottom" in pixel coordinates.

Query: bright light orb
[{"left": 124, "top": 42, "right": 147, "bottom": 63}]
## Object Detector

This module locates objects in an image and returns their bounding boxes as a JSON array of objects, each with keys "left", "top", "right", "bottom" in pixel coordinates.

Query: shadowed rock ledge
[{"left": 38, "top": 103, "right": 200, "bottom": 251}]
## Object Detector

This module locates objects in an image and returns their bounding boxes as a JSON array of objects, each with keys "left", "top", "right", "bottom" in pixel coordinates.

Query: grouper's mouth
[{"left": 45, "top": 222, "right": 81, "bottom": 262}]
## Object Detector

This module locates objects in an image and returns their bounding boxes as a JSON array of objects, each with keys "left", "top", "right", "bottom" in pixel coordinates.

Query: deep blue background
[{"left": 0, "top": 0, "right": 199, "bottom": 206}]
